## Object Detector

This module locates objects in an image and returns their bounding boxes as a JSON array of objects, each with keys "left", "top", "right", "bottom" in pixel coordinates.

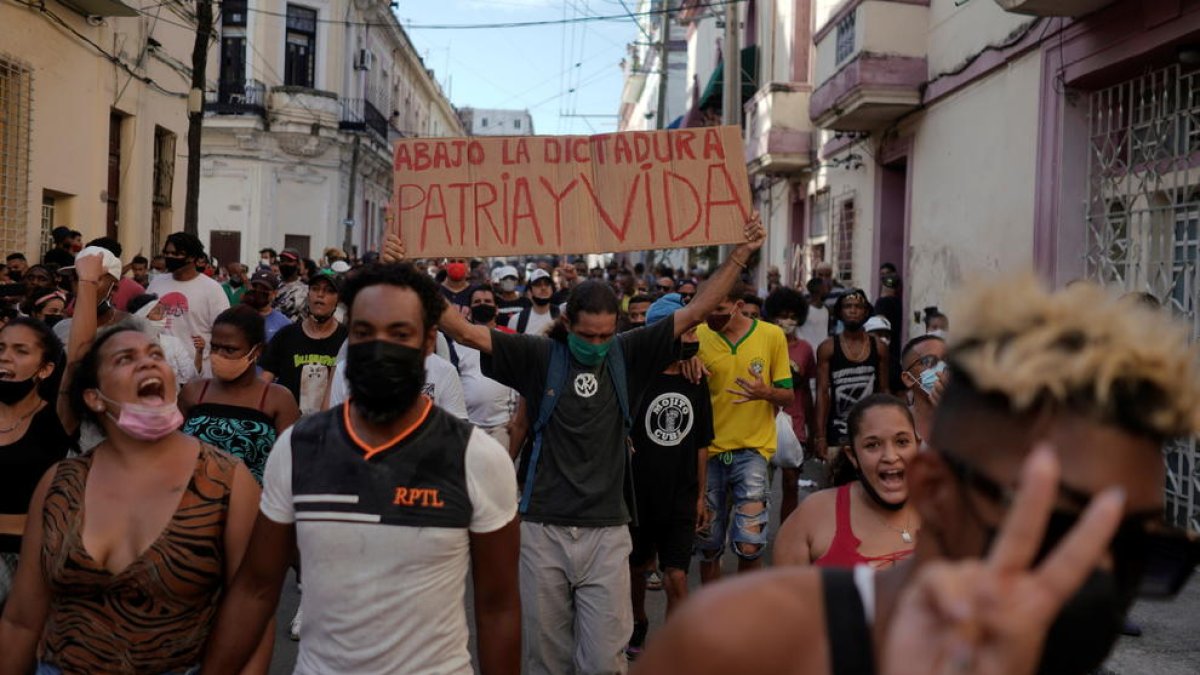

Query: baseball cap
[
  {"left": 249, "top": 270, "right": 280, "bottom": 290},
  {"left": 62, "top": 246, "right": 122, "bottom": 280},
  {"left": 279, "top": 248, "right": 301, "bottom": 263},
  {"left": 307, "top": 270, "right": 342, "bottom": 292},
  {"left": 330, "top": 260, "right": 351, "bottom": 274},
  {"left": 864, "top": 315, "right": 892, "bottom": 333},
  {"left": 492, "top": 265, "right": 519, "bottom": 283},
  {"left": 647, "top": 293, "right": 685, "bottom": 325},
  {"left": 529, "top": 268, "right": 552, "bottom": 285}
]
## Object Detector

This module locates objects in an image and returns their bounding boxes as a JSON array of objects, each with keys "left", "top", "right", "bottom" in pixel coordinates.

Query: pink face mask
[{"left": 100, "top": 393, "right": 183, "bottom": 441}]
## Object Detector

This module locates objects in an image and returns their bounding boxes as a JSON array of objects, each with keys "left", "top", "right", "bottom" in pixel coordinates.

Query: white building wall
[{"left": 906, "top": 51, "right": 1043, "bottom": 325}]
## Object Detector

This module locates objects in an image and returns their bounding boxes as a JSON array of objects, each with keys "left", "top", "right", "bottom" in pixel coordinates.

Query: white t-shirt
[
  {"left": 328, "top": 352, "right": 469, "bottom": 420},
  {"left": 798, "top": 304, "right": 830, "bottom": 354},
  {"left": 507, "top": 306, "right": 555, "bottom": 335},
  {"left": 260, "top": 417, "right": 517, "bottom": 675},
  {"left": 146, "top": 273, "right": 231, "bottom": 356},
  {"left": 456, "top": 344, "right": 517, "bottom": 429}
]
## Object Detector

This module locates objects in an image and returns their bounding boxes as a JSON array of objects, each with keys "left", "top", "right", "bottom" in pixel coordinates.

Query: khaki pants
[{"left": 519, "top": 522, "right": 632, "bottom": 675}]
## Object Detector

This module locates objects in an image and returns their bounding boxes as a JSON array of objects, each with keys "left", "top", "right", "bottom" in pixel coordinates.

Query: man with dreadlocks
[{"left": 634, "top": 276, "right": 1200, "bottom": 675}]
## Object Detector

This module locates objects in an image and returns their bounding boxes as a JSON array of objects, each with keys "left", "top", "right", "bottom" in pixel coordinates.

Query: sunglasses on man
[{"left": 938, "top": 449, "right": 1200, "bottom": 599}]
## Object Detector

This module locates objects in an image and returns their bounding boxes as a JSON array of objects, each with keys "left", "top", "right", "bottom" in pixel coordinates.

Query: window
[
  {"left": 835, "top": 198, "right": 856, "bottom": 284},
  {"left": 0, "top": 55, "right": 31, "bottom": 255},
  {"left": 40, "top": 192, "right": 55, "bottom": 257},
  {"left": 835, "top": 11, "right": 856, "bottom": 65},
  {"left": 481, "top": 117, "right": 488, "bottom": 128},
  {"left": 152, "top": 127, "right": 175, "bottom": 255},
  {"left": 284, "top": 5, "right": 317, "bottom": 88},
  {"left": 284, "top": 234, "right": 311, "bottom": 259},
  {"left": 514, "top": 119, "right": 521, "bottom": 130},
  {"left": 219, "top": 0, "right": 247, "bottom": 101},
  {"left": 106, "top": 111, "right": 124, "bottom": 240}
]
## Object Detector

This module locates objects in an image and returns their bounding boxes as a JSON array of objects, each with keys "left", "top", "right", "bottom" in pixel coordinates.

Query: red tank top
[{"left": 814, "top": 484, "right": 913, "bottom": 569}]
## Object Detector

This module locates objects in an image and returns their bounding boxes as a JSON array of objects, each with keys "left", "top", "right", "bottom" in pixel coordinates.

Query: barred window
[{"left": 0, "top": 55, "right": 32, "bottom": 255}]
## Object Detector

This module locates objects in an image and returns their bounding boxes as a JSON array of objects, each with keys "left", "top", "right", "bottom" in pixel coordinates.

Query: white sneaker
[{"left": 289, "top": 607, "right": 303, "bottom": 641}]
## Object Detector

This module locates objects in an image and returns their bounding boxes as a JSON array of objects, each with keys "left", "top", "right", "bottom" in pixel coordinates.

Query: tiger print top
[{"left": 38, "top": 443, "right": 236, "bottom": 674}]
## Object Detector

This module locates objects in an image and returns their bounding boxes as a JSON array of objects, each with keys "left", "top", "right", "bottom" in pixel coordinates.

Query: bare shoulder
[
  {"left": 634, "top": 568, "right": 829, "bottom": 675},
  {"left": 817, "top": 337, "right": 835, "bottom": 359},
  {"left": 777, "top": 487, "right": 839, "bottom": 565}
]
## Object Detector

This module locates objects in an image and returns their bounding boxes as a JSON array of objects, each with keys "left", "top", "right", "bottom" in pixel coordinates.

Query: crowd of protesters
[{"left": 0, "top": 218, "right": 1197, "bottom": 675}]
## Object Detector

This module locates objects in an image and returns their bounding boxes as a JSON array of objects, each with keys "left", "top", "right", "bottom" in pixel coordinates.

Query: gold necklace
[
  {"left": 842, "top": 334, "right": 870, "bottom": 362},
  {"left": 868, "top": 505, "right": 914, "bottom": 544}
]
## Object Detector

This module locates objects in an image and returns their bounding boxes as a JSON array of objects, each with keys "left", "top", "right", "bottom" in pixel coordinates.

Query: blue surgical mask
[{"left": 919, "top": 361, "right": 947, "bottom": 395}]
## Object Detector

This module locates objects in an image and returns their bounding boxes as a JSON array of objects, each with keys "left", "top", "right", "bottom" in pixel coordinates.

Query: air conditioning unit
[{"left": 354, "top": 49, "right": 374, "bottom": 71}]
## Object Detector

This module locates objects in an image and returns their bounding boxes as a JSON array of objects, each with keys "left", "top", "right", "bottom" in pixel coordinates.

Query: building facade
[
  {"left": 803, "top": 0, "right": 1200, "bottom": 528},
  {"left": 1, "top": 0, "right": 192, "bottom": 262},
  {"left": 199, "top": 0, "right": 462, "bottom": 266},
  {"left": 458, "top": 107, "right": 534, "bottom": 136}
]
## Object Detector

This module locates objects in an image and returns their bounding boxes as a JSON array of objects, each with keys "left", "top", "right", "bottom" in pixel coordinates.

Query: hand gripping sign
[{"left": 392, "top": 126, "right": 752, "bottom": 258}]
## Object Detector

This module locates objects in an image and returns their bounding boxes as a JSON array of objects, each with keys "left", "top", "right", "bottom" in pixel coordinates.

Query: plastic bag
[{"left": 771, "top": 411, "right": 805, "bottom": 469}]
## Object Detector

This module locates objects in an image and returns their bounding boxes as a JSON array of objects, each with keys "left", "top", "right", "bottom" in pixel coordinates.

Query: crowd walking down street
[{"left": 3, "top": 1, "right": 1200, "bottom": 674}]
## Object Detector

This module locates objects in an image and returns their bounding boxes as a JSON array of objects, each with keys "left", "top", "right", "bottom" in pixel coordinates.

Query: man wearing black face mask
[
  {"left": 241, "top": 270, "right": 291, "bottom": 343},
  {"left": 147, "top": 232, "right": 230, "bottom": 366},
  {"left": 634, "top": 277, "right": 1200, "bottom": 675},
  {"left": 273, "top": 248, "right": 308, "bottom": 321},
  {"left": 510, "top": 269, "right": 558, "bottom": 335},
  {"left": 200, "top": 262, "right": 521, "bottom": 675},
  {"left": 814, "top": 288, "right": 888, "bottom": 461}
]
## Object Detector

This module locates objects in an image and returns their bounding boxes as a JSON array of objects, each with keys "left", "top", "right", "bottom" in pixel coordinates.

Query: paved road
[{"left": 268, "top": 461, "right": 1200, "bottom": 674}]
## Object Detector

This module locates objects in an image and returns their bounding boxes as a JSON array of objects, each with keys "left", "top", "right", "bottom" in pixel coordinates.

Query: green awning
[{"left": 698, "top": 45, "right": 759, "bottom": 112}]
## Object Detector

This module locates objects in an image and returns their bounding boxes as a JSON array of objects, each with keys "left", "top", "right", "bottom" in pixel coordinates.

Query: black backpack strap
[
  {"left": 821, "top": 567, "right": 877, "bottom": 675},
  {"left": 516, "top": 308, "right": 531, "bottom": 334}
]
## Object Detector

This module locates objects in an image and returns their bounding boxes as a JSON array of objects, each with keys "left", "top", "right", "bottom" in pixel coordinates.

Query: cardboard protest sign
[{"left": 392, "top": 126, "right": 752, "bottom": 258}]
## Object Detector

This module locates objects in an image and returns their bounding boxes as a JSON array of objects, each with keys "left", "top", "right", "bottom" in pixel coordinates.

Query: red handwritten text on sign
[{"left": 392, "top": 127, "right": 751, "bottom": 258}]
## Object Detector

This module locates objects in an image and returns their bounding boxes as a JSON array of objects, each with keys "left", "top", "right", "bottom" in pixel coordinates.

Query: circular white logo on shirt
[
  {"left": 644, "top": 393, "right": 694, "bottom": 447},
  {"left": 574, "top": 373, "right": 598, "bottom": 398}
]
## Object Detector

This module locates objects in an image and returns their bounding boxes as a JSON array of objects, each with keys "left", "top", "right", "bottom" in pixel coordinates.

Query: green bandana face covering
[{"left": 568, "top": 332, "right": 612, "bottom": 367}]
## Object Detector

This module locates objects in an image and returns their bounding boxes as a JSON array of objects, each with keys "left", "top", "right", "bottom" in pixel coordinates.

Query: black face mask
[
  {"left": 279, "top": 264, "right": 298, "bottom": 278},
  {"left": 164, "top": 257, "right": 188, "bottom": 273},
  {"left": 678, "top": 341, "right": 699, "bottom": 361},
  {"left": 470, "top": 304, "right": 498, "bottom": 325},
  {"left": 8, "top": 271, "right": 22, "bottom": 283},
  {"left": 843, "top": 319, "right": 865, "bottom": 332},
  {"left": 852, "top": 450, "right": 905, "bottom": 512},
  {"left": 42, "top": 315, "right": 64, "bottom": 329},
  {"left": 229, "top": 277, "right": 244, "bottom": 288},
  {"left": 346, "top": 340, "right": 426, "bottom": 423},
  {"left": 531, "top": 295, "right": 552, "bottom": 307},
  {"left": 0, "top": 377, "right": 37, "bottom": 405},
  {"left": 972, "top": 499, "right": 1137, "bottom": 675}
]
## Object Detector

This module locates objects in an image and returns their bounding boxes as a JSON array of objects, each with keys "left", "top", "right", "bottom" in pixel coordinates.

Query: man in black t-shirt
[
  {"left": 624, "top": 294, "right": 713, "bottom": 659},
  {"left": 423, "top": 214, "right": 764, "bottom": 675},
  {"left": 260, "top": 273, "right": 348, "bottom": 414}
]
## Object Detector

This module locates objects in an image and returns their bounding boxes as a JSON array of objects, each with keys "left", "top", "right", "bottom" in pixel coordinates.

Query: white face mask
[
  {"left": 500, "top": 278, "right": 518, "bottom": 293},
  {"left": 776, "top": 318, "right": 798, "bottom": 336},
  {"left": 927, "top": 329, "right": 948, "bottom": 339}
]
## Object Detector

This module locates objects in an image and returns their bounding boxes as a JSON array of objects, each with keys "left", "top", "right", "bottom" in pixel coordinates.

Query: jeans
[{"left": 695, "top": 449, "right": 771, "bottom": 561}]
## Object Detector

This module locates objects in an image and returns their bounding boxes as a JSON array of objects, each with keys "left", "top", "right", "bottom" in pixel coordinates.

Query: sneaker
[
  {"left": 646, "top": 570, "right": 663, "bottom": 591},
  {"left": 289, "top": 607, "right": 303, "bottom": 641},
  {"left": 625, "top": 620, "right": 649, "bottom": 660}
]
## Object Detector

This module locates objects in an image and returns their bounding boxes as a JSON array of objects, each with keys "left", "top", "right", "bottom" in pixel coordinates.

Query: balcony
[
  {"left": 810, "top": 0, "right": 929, "bottom": 132},
  {"left": 994, "top": 0, "right": 1117, "bottom": 17},
  {"left": 267, "top": 86, "right": 341, "bottom": 132},
  {"left": 339, "top": 98, "right": 390, "bottom": 142},
  {"left": 205, "top": 80, "right": 266, "bottom": 117},
  {"left": 744, "top": 82, "right": 813, "bottom": 175}
]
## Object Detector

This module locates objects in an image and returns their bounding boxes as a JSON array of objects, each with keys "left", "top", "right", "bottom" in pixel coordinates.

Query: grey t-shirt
[{"left": 483, "top": 316, "right": 677, "bottom": 526}]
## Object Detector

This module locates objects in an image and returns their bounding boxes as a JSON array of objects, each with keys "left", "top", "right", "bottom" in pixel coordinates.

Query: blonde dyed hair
[{"left": 947, "top": 276, "right": 1200, "bottom": 441}]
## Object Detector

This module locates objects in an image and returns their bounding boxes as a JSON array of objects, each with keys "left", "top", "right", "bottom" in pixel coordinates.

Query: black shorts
[{"left": 629, "top": 519, "right": 694, "bottom": 572}]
